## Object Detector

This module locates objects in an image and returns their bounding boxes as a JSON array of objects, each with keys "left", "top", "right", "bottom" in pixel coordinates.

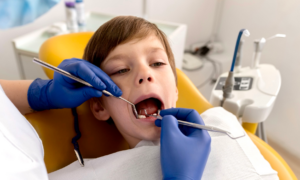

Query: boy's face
[{"left": 91, "top": 35, "right": 178, "bottom": 148}]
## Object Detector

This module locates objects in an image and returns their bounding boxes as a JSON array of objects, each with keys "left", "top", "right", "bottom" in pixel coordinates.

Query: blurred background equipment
[
  {"left": 210, "top": 33, "right": 285, "bottom": 143},
  {"left": 65, "top": 1, "right": 78, "bottom": 31},
  {"left": 75, "top": 0, "right": 86, "bottom": 27}
]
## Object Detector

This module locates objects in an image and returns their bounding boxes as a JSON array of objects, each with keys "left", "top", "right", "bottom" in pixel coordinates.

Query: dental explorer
[{"left": 142, "top": 109, "right": 244, "bottom": 139}]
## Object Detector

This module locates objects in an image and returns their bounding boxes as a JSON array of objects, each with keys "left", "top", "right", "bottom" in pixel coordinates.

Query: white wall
[
  {"left": 217, "top": 0, "right": 300, "bottom": 159},
  {"left": 0, "top": 0, "right": 217, "bottom": 80}
]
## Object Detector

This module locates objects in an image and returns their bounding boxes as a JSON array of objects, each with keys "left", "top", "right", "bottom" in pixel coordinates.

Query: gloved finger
[
  {"left": 72, "top": 86, "right": 103, "bottom": 101},
  {"left": 158, "top": 115, "right": 184, "bottom": 140},
  {"left": 160, "top": 108, "right": 207, "bottom": 137},
  {"left": 160, "top": 108, "right": 205, "bottom": 125},
  {"left": 155, "top": 119, "right": 162, "bottom": 127},
  {"left": 54, "top": 72, "right": 80, "bottom": 88},
  {"left": 155, "top": 117, "right": 188, "bottom": 135},
  {"left": 67, "top": 58, "right": 122, "bottom": 97},
  {"left": 58, "top": 60, "right": 107, "bottom": 91},
  {"left": 86, "top": 62, "right": 122, "bottom": 97}
]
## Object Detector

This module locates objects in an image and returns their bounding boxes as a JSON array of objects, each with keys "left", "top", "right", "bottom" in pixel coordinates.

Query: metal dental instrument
[
  {"left": 143, "top": 109, "right": 245, "bottom": 139},
  {"left": 32, "top": 58, "right": 139, "bottom": 118}
]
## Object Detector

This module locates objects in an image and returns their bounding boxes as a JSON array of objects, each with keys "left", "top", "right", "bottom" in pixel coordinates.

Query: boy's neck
[
  {"left": 135, "top": 140, "right": 160, "bottom": 148},
  {"left": 121, "top": 133, "right": 142, "bottom": 148}
]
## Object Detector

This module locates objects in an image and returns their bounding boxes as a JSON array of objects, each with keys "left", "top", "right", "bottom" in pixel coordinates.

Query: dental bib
[{"left": 49, "top": 107, "right": 278, "bottom": 180}]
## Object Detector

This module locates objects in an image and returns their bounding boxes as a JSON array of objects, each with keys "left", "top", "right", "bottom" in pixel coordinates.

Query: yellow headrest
[{"left": 39, "top": 32, "right": 94, "bottom": 79}]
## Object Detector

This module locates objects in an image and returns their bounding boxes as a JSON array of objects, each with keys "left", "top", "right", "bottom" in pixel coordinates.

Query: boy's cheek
[{"left": 110, "top": 77, "right": 132, "bottom": 96}]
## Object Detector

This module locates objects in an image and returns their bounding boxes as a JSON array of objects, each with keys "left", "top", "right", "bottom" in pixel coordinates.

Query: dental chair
[{"left": 25, "top": 32, "right": 297, "bottom": 179}]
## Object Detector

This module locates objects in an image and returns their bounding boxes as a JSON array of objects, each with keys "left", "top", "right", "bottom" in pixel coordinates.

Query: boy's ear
[{"left": 89, "top": 98, "right": 110, "bottom": 121}]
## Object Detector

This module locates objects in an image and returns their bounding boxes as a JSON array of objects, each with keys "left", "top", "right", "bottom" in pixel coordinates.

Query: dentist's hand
[
  {"left": 155, "top": 108, "right": 211, "bottom": 180},
  {"left": 28, "top": 58, "right": 122, "bottom": 111}
]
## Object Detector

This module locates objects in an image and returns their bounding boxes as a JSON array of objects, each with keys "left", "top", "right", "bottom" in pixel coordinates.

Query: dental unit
[
  {"left": 210, "top": 30, "right": 285, "bottom": 142},
  {"left": 33, "top": 58, "right": 244, "bottom": 139}
]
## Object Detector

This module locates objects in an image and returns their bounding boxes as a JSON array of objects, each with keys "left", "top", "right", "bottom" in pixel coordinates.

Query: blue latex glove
[
  {"left": 28, "top": 58, "right": 122, "bottom": 111},
  {"left": 0, "top": 0, "right": 60, "bottom": 29},
  {"left": 155, "top": 108, "right": 211, "bottom": 180}
]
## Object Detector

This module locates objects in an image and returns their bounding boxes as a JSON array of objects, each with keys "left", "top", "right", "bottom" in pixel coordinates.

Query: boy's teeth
[
  {"left": 138, "top": 115, "right": 146, "bottom": 119},
  {"left": 138, "top": 109, "right": 161, "bottom": 118}
]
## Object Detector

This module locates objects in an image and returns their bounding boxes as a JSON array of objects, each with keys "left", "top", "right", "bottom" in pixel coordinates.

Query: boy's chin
[{"left": 142, "top": 128, "right": 161, "bottom": 141}]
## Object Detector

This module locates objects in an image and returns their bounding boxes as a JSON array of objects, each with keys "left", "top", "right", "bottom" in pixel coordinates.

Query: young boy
[
  {"left": 49, "top": 16, "right": 279, "bottom": 180},
  {"left": 84, "top": 16, "right": 178, "bottom": 148}
]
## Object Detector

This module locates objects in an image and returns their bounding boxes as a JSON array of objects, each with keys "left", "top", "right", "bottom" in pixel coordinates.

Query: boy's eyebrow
[
  {"left": 101, "top": 54, "right": 128, "bottom": 70},
  {"left": 106, "top": 48, "right": 165, "bottom": 62},
  {"left": 105, "top": 54, "right": 129, "bottom": 62},
  {"left": 149, "top": 47, "right": 165, "bottom": 54}
]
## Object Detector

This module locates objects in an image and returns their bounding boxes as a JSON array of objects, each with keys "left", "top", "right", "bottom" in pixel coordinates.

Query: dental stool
[{"left": 24, "top": 32, "right": 297, "bottom": 179}]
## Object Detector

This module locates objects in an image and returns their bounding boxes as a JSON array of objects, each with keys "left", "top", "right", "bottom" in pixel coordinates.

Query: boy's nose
[
  {"left": 135, "top": 63, "right": 154, "bottom": 86},
  {"left": 139, "top": 77, "right": 152, "bottom": 84}
]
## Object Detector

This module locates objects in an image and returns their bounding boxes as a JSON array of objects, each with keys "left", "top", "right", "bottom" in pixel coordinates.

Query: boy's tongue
[{"left": 136, "top": 98, "right": 159, "bottom": 115}]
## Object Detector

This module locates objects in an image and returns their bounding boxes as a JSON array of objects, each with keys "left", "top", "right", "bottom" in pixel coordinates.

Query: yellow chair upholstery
[
  {"left": 25, "top": 102, "right": 129, "bottom": 173},
  {"left": 39, "top": 32, "right": 94, "bottom": 79},
  {"left": 247, "top": 132, "right": 297, "bottom": 180},
  {"left": 25, "top": 32, "right": 296, "bottom": 179}
]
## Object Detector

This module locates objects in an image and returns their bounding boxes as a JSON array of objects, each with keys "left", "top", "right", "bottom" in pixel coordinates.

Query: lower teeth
[
  {"left": 138, "top": 115, "right": 146, "bottom": 119},
  {"left": 137, "top": 109, "right": 161, "bottom": 119}
]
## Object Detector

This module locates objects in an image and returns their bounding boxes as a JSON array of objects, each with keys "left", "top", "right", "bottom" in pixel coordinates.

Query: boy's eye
[
  {"left": 116, "top": 69, "right": 130, "bottom": 74},
  {"left": 151, "top": 62, "right": 165, "bottom": 67}
]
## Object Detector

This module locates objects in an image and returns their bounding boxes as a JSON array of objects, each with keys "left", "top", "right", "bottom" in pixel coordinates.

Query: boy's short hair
[{"left": 83, "top": 16, "right": 177, "bottom": 82}]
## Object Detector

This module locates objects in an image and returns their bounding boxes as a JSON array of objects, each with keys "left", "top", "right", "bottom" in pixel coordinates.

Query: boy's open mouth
[{"left": 134, "top": 97, "right": 163, "bottom": 118}]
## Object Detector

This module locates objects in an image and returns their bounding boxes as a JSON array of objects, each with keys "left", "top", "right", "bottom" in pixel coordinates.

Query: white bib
[{"left": 49, "top": 107, "right": 278, "bottom": 180}]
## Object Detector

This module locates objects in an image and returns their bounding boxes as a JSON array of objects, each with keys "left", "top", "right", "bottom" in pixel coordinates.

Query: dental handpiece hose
[
  {"left": 235, "top": 39, "right": 244, "bottom": 72},
  {"left": 221, "top": 71, "right": 235, "bottom": 106},
  {"left": 221, "top": 29, "right": 250, "bottom": 106}
]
